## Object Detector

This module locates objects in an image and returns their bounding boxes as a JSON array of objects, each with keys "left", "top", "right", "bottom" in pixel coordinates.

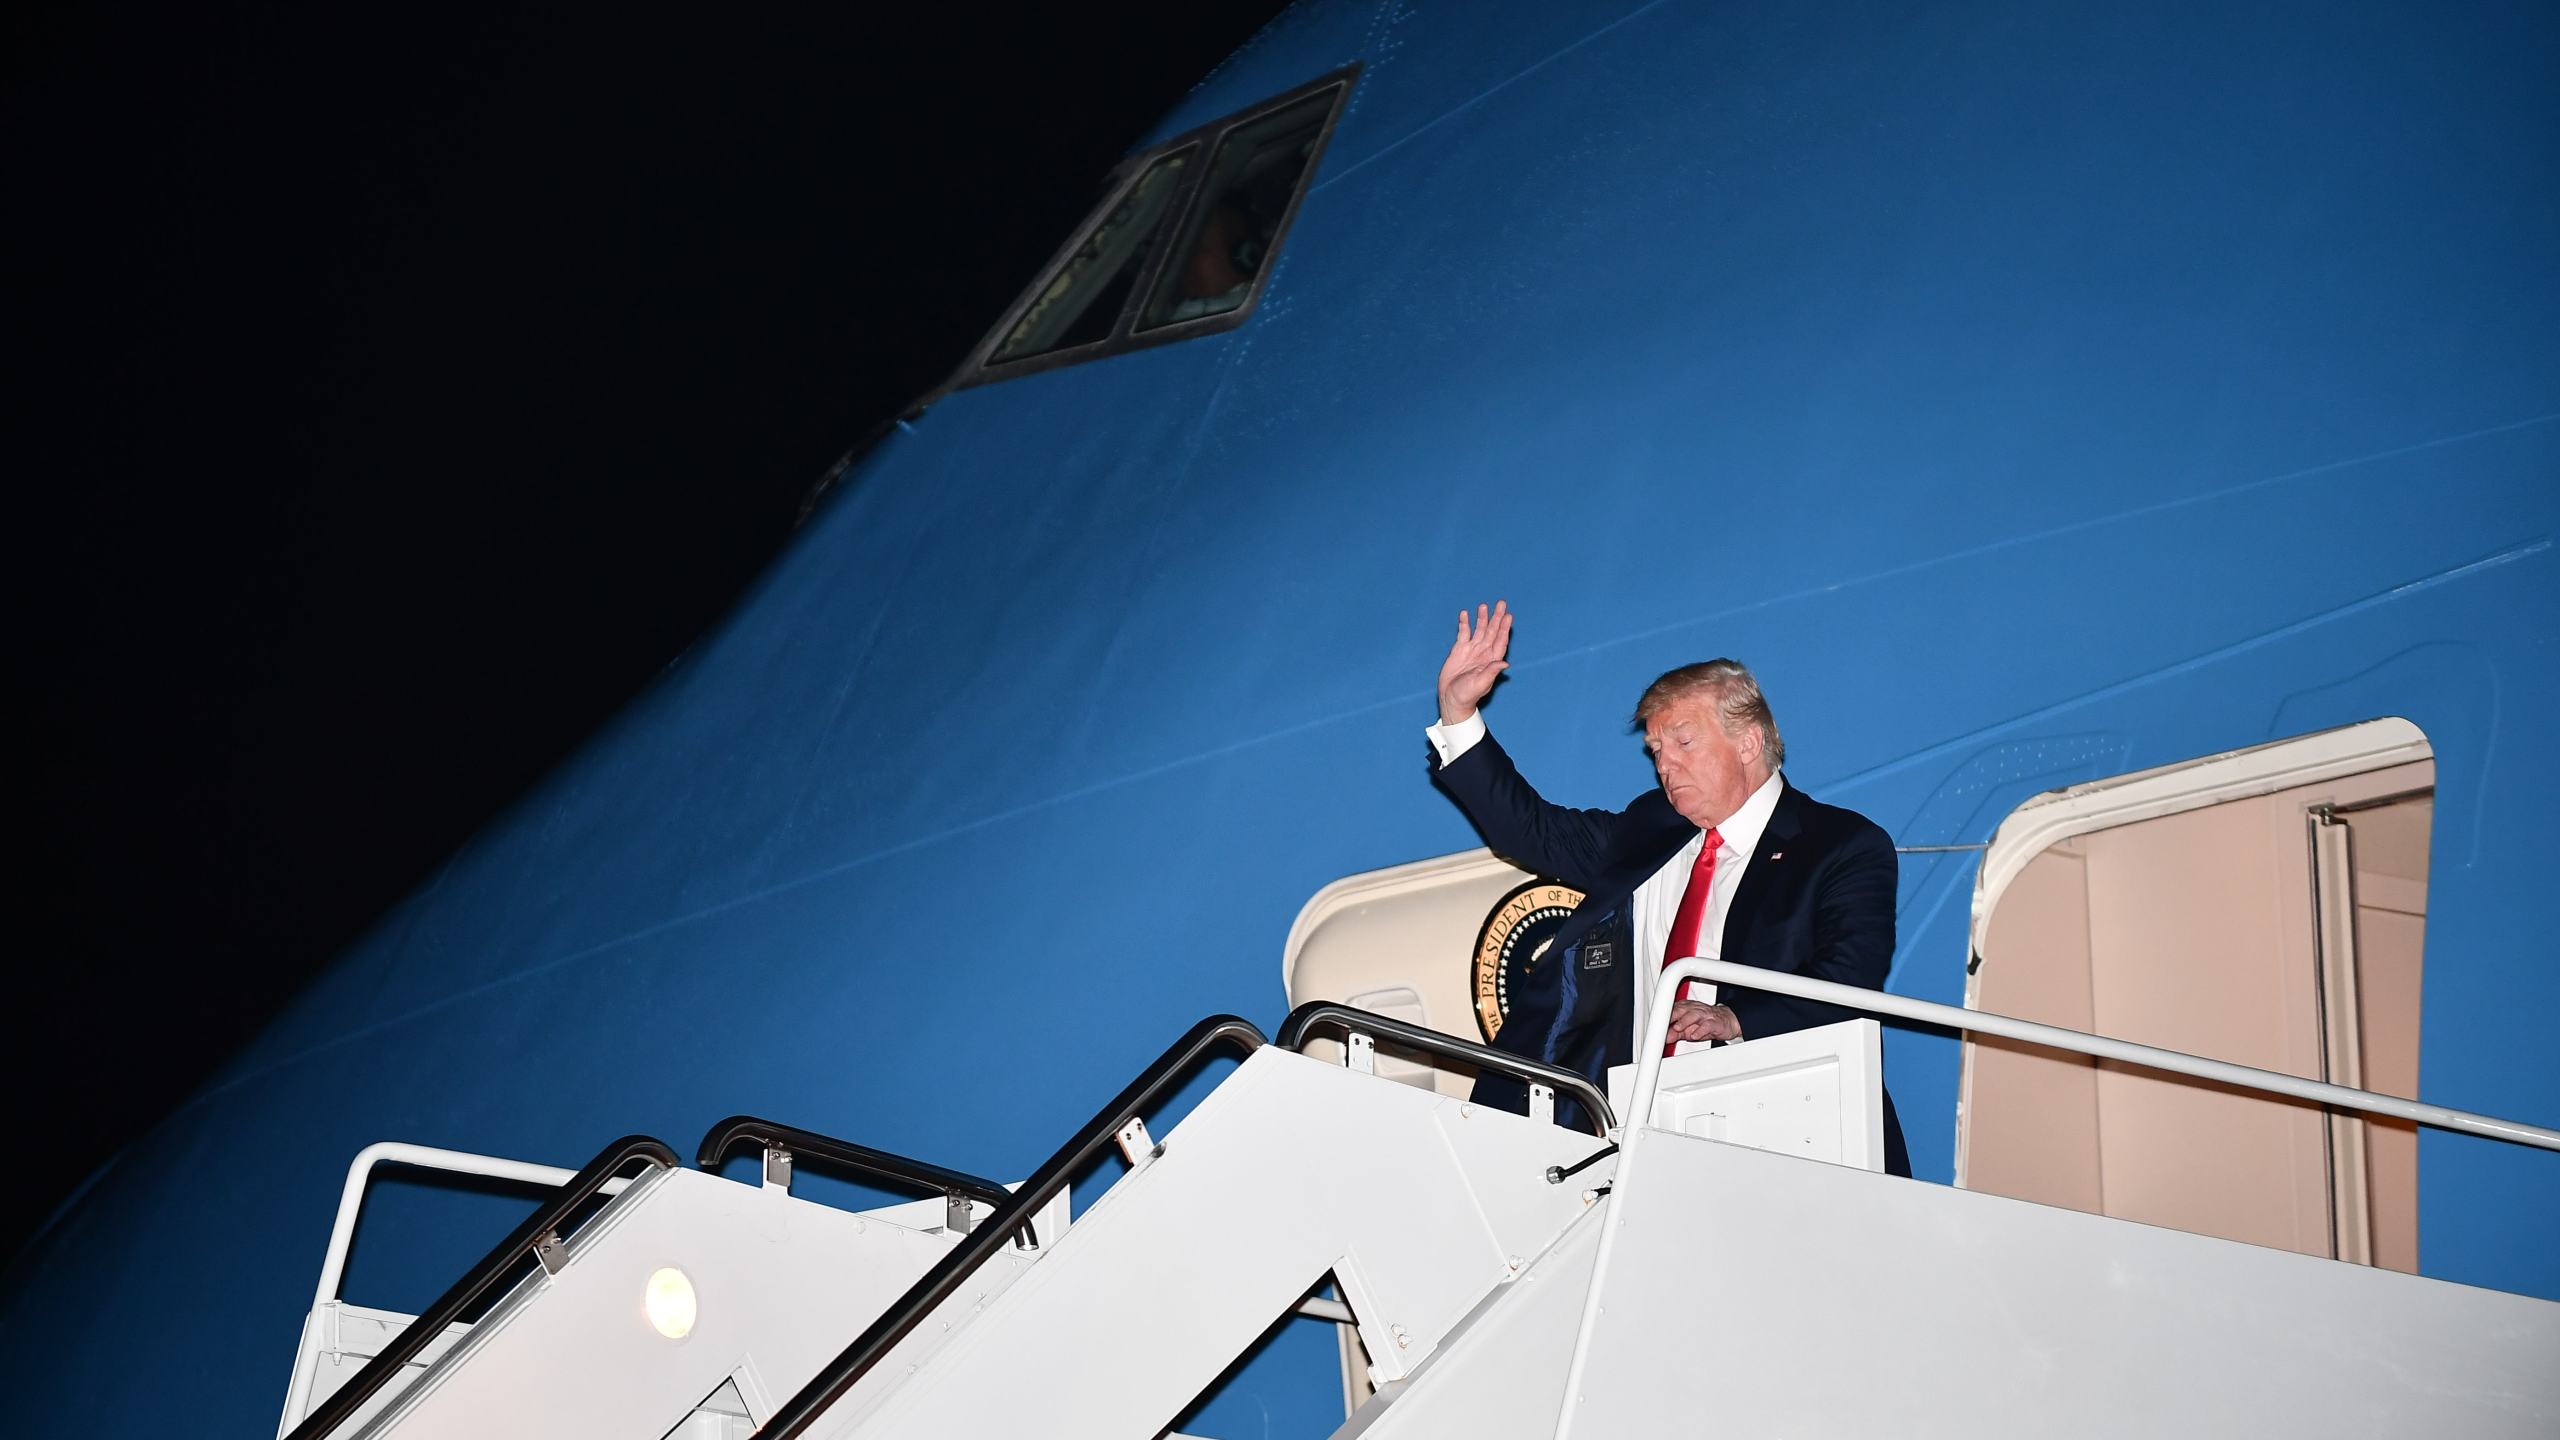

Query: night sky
[{"left": 8, "top": 3, "right": 1290, "bottom": 1261}]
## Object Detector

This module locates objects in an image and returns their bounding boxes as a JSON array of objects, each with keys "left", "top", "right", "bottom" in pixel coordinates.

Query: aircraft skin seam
[
  {"left": 1818, "top": 535, "right": 2547, "bottom": 795},
  {"left": 1542, "top": 410, "right": 2560, "bottom": 672},
  {"left": 1313, "top": 0, "right": 1682, "bottom": 197}
]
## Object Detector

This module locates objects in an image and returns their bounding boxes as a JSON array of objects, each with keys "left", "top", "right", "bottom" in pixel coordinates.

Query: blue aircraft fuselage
[{"left": 7, "top": 3, "right": 2556, "bottom": 1434}]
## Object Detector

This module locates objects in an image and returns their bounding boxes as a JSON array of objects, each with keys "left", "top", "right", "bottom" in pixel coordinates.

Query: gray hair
[{"left": 1631, "top": 659, "right": 1786, "bottom": 769}]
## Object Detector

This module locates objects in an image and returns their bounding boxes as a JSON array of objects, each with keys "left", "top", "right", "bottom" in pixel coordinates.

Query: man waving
[{"left": 1427, "top": 601, "right": 1910, "bottom": 1176}]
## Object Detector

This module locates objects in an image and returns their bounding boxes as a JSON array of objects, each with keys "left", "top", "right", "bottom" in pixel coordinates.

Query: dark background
[{"left": 7, "top": 3, "right": 1290, "bottom": 1262}]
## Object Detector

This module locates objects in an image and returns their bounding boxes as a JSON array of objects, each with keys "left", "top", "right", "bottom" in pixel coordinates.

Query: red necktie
[{"left": 1662, "top": 828, "right": 1721, "bottom": 1057}]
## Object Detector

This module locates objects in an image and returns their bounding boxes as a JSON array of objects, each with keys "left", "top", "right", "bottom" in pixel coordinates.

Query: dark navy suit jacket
[{"left": 1434, "top": 729, "right": 1911, "bottom": 1176}]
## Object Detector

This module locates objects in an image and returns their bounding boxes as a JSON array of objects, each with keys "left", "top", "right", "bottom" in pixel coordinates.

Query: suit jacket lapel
[
  {"left": 1551, "top": 797, "right": 1693, "bottom": 951},
  {"left": 1603, "top": 794, "right": 1695, "bottom": 907},
  {"left": 1718, "top": 780, "right": 1803, "bottom": 964}
]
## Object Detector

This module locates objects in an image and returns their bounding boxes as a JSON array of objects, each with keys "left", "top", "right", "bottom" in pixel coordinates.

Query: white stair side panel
[
  {"left": 1606, "top": 1019, "right": 1885, "bottom": 1172},
  {"left": 821, "top": 1048, "right": 1607, "bottom": 1440},
  {"left": 1559, "top": 1125, "right": 2560, "bottom": 1439},
  {"left": 1433, "top": 1106, "right": 1614, "bottom": 1273},
  {"left": 363, "top": 1166, "right": 1038, "bottom": 1438},
  {"left": 1335, "top": 1198, "right": 1608, "bottom": 1440}
]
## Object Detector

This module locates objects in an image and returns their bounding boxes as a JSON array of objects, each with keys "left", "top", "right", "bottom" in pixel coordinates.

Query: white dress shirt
[{"left": 1427, "top": 712, "right": 1784, "bottom": 1057}]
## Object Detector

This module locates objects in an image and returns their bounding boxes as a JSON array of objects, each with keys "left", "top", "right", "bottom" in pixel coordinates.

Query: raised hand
[{"left": 1437, "top": 601, "right": 1514, "bottom": 725}]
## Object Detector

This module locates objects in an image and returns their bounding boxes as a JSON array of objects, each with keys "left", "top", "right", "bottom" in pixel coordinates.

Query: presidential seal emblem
[{"left": 1471, "top": 877, "right": 1586, "bottom": 1042}]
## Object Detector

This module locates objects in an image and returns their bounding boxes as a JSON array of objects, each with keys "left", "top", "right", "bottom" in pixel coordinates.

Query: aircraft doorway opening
[{"left": 1957, "top": 719, "right": 2432, "bottom": 1270}]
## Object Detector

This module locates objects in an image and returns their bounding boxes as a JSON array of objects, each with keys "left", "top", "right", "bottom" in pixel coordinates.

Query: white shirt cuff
[{"left": 1425, "top": 711, "right": 1488, "bottom": 766}]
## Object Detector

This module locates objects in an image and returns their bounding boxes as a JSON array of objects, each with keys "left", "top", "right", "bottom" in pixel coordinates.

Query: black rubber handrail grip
[
  {"left": 1276, "top": 1000, "right": 1617, "bottom": 1136},
  {"left": 282, "top": 1134, "right": 679, "bottom": 1440},
  {"left": 695, "top": 1116, "right": 1015, "bottom": 1215},
  {"left": 758, "top": 1014, "right": 1266, "bottom": 1438}
]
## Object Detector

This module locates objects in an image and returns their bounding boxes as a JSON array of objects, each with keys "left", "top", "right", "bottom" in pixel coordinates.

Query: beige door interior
[{"left": 1959, "top": 731, "right": 2429, "bottom": 1268}]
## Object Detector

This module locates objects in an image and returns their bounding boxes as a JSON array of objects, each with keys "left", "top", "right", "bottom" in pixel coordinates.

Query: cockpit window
[
  {"left": 990, "top": 148, "right": 1193, "bottom": 364},
  {"left": 951, "top": 66, "right": 1356, "bottom": 392},
  {"left": 1137, "top": 89, "right": 1336, "bottom": 332}
]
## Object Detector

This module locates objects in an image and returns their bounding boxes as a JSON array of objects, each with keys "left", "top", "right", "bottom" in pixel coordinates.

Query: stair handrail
[
  {"left": 1627, "top": 958, "right": 2560, "bottom": 1153},
  {"left": 756, "top": 1014, "right": 1266, "bottom": 1439},
  {"left": 1277, "top": 999, "right": 1617, "bottom": 1136},
  {"left": 281, "top": 1134, "right": 679, "bottom": 1440},
  {"left": 301, "top": 1143, "right": 638, "bottom": 1320},
  {"left": 696, "top": 1116, "right": 1021, "bottom": 1237}
]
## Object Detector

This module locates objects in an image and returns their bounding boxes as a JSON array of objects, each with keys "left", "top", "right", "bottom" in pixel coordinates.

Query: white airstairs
[{"left": 278, "top": 965, "right": 2560, "bottom": 1439}]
